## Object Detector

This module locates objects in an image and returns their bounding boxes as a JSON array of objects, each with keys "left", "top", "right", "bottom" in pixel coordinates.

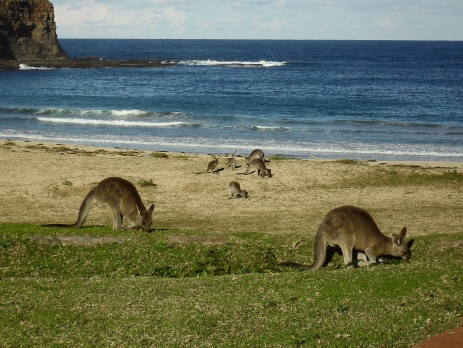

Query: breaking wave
[
  {"left": 178, "top": 59, "right": 286, "bottom": 67},
  {"left": 36, "top": 117, "right": 200, "bottom": 128}
]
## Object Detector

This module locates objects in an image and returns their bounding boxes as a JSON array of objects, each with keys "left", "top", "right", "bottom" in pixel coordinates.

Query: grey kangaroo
[
  {"left": 280, "top": 205, "right": 412, "bottom": 270},
  {"left": 244, "top": 158, "right": 271, "bottom": 177},
  {"left": 206, "top": 156, "right": 219, "bottom": 173},
  {"left": 45, "top": 177, "right": 155, "bottom": 232},
  {"left": 227, "top": 150, "right": 238, "bottom": 170},
  {"left": 245, "top": 148, "right": 264, "bottom": 165},
  {"left": 228, "top": 181, "right": 248, "bottom": 198}
]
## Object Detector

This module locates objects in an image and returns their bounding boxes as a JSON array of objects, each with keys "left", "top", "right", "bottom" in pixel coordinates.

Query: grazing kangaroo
[
  {"left": 243, "top": 158, "right": 271, "bottom": 177},
  {"left": 228, "top": 181, "right": 248, "bottom": 198},
  {"left": 280, "top": 205, "right": 412, "bottom": 270},
  {"left": 45, "top": 177, "right": 155, "bottom": 232},
  {"left": 227, "top": 150, "right": 238, "bottom": 170},
  {"left": 245, "top": 148, "right": 265, "bottom": 165}
]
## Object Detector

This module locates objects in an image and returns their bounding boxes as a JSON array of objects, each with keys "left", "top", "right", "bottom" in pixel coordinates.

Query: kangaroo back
[{"left": 245, "top": 149, "right": 264, "bottom": 164}]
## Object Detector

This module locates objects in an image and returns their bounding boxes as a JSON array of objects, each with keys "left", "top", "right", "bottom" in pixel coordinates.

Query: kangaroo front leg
[
  {"left": 364, "top": 249, "right": 377, "bottom": 265},
  {"left": 356, "top": 252, "right": 370, "bottom": 267}
]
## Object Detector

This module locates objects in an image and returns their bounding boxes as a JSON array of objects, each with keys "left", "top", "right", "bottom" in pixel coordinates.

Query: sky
[{"left": 53, "top": 0, "right": 463, "bottom": 40}]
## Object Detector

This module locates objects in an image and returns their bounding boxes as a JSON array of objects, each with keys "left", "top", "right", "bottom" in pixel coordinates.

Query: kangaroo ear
[
  {"left": 392, "top": 234, "right": 401, "bottom": 246},
  {"left": 399, "top": 227, "right": 407, "bottom": 239},
  {"left": 147, "top": 204, "right": 155, "bottom": 214},
  {"left": 407, "top": 238, "right": 415, "bottom": 249}
]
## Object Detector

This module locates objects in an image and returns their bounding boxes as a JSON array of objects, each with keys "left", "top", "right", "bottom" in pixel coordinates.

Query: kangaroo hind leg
[{"left": 105, "top": 198, "right": 123, "bottom": 230}]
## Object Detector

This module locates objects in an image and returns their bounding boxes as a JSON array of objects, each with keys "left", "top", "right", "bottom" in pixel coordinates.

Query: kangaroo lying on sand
[
  {"left": 280, "top": 205, "right": 412, "bottom": 270},
  {"left": 45, "top": 177, "right": 155, "bottom": 232},
  {"left": 243, "top": 158, "right": 271, "bottom": 177},
  {"left": 245, "top": 148, "right": 264, "bottom": 165},
  {"left": 228, "top": 181, "right": 248, "bottom": 198}
]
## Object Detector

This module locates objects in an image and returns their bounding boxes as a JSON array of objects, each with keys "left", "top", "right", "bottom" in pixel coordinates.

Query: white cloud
[
  {"left": 163, "top": 7, "right": 188, "bottom": 31},
  {"left": 252, "top": 16, "right": 287, "bottom": 32},
  {"left": 52, "top": 0, "right": 463, "bottom": 39},
  {"left": 373, "top": 18, "right": 396, "bottom": 31}
]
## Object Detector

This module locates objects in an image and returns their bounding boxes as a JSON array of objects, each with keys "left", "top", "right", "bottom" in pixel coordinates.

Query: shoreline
[
  {"left": 0, "top": 58, "right": 177, "bottom": 70},
  {"left": 3, "top": 138, "right": 462, "bottom": 169}
]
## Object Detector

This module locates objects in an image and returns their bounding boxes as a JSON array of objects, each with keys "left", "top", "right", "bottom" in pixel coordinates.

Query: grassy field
[
  {"left": 1, "top": 223, "right": 462, "bottom": 347},
  {"left": 1, "top": 141, "right": 463, "bottom": 346}
]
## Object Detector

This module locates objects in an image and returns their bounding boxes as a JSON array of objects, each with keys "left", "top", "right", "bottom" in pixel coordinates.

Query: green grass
[
  {"left": 1, "top": 223, "right": 462, "bottom": 347},
  {"left": 337, "top": 166, "right": 463, "bottom": 188},
  {"left": 334, "top": 158, "right": 366, "bottom": 165},
  {"left": 269, "top": 155, "right": 292, "bottom": 161},
  {"left": 151, "top": 151, "right": 169, "bottom": 159},
  {"left": 2, "top": 140, "right": 16, "bottom": 147}
]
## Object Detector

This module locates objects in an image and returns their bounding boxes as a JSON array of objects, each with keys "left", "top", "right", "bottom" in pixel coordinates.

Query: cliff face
[{"left": 0, "top": 0, "right": 67, "bottom": 60}]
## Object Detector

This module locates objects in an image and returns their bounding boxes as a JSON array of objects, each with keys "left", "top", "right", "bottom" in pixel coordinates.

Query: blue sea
[{"left": 1, "top": 39, "right": 463, "bottom": 161}]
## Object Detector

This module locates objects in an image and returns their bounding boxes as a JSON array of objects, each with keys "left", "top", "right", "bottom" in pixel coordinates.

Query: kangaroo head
[
  {"left": 137, "top": 204, "right": 155, "bottom": 232},
  {"left": 390, "top": 227, "right": 410, "bottom": 259}
]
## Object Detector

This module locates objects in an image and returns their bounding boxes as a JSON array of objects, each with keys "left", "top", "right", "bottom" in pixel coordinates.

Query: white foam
[
  {"left": 110, "top": 109, "right": 148, "bottom": 117},
  {"left": 36, "top": 117, "right": 193, "bottom": 128},
  {"left": 19, "top": 64, "right": 55, "bottom": 70},
  {"left": 178, "top": 59, "right": 286, "bottom": 67},
  {"left": 254, "top": 125, "right": 291, "bottom": 131}
]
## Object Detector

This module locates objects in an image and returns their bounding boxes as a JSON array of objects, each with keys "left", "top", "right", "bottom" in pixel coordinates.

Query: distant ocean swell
[
  {"left": 0, "top": 106, "right": 187, "bottom": 118},
  {"left": 12, "top": 116, "right": 460, "bottom": 137},
  {"left": 3, "top": 105, "right": 462, "bottom": 139}
]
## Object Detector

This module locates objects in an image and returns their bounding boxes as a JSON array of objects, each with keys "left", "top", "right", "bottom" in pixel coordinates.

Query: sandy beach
[{"left": 1, "top": 139, "right": 462, "bottom": 238}]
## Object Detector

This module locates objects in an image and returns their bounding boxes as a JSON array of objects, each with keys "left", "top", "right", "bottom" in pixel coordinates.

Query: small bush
[
  {"left": 151, "top": 152, "right": 169, "bottom": 159},
  {"left": 138, "top": 178, "right": 157, "bottom": 188}
]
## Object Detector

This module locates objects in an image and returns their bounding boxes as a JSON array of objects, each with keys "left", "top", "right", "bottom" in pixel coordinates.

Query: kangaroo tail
[
  {"left": 308, "top": 224, "right": 327, "bottom": 270},
  {"left": 71, "top": 189, "right": 97, "bottom": 228},
  {"left": 279, "top": 226, "right": 327, "bottom": 270},
  {"left": 43, "top": 188, "right": 97, "bottom": 228}
]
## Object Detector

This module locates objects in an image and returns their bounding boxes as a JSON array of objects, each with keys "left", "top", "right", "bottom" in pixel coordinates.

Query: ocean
[{"left": 1, "top": 39, "right": 462, "bottom": 161}]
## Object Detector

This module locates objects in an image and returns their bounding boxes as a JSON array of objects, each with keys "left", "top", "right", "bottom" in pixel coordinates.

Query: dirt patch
[
  {"left": 438, "top": 240, "right": 463, "bottom": 250},
  {"left": 32, "top": 235, "right": 128, "bottom": 247},
  {"left": 167, "top": 235, "right": 228, "bottom": 245}
]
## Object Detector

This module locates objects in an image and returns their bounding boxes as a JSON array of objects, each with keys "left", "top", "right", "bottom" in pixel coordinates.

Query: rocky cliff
[{"left": 0, "top": 0, "right": 67, "bottom": 60}]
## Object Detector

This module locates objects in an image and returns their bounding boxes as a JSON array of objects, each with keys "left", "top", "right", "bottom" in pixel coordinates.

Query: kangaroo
[
  {"left": 243, "top": 158, "right": 271, "bottom": 177},
  {"left": 44, "top": 177, "right": 155, "bottom": 232},
  {"left": 206, "top": 156, "right": 219, "bottom": 174},
  {"left": 228, "top": 181, "right": 248, "bottom": 198},
  {"left": 227, "top": 150, "right": 238, "bottom": 170},
  {"left": 280, "top": 205, "right": 412, "bottom": 270},
  {"left": 245, "top": 148, "right": 265, "bottom": 165}
]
